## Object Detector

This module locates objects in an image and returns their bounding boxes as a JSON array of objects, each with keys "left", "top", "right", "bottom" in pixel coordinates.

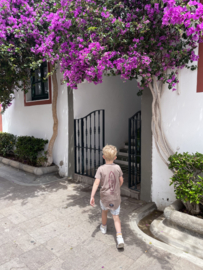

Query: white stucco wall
[
  {"left": 2, "top": 72, "right": 141, "bottom": 177},
  {"left": 74, "top": 75, "right": 141, "bottom": 150},
  {"left": 2, "top": 67, "right": 69, "bottom": 176},
  {"left": 152, "top": 55, "right": 203, "bottom": 210}
]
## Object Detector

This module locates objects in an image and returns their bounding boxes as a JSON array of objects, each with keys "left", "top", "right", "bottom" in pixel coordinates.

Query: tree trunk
[
  {"left": 46, "top": 63, "right": 58, "bottom": 166},
  {"left": 149, "top": 76, "right": 174, "bottom": 165},
  {"left": 183, "top": 201, "right": 200, "bottom": 215}
]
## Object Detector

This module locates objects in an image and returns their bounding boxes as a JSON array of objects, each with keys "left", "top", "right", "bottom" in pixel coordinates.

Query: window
[
  {"left": 24, "top": 62, "right": 52, "bottom": 106},
  {"left": 31, "top": 62, "right": 49, "bottom": 100}
]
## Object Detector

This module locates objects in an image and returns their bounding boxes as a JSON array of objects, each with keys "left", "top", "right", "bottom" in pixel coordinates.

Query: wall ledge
[
  {"left": 0, "top": 157, "right": 58, "bottom": 176},
  {"left": 150, "top": 200, "right": 203, "bottom": 260},
  {"left": 164, "top": 199, "right": 203, "bottom": 235}
]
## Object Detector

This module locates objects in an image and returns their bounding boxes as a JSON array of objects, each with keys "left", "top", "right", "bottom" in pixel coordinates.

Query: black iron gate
[
  {"left": 128, "top": 111, "right": 141, "bottom": 190},
  {"left": 74, "top": 110, "right": 105, "bottom": 177}
]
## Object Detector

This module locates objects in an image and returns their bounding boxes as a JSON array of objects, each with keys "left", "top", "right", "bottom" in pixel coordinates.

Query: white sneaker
[
  {"left": 100, "top": 224, "right": 107, "bottom": 234},
  {"left": 117, "top": 235, "right": 124, "bottom": 248}
]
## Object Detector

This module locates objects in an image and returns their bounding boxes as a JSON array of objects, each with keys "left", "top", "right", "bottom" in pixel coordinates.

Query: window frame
[
  {"left": 31, "top": 62, "right": 49, "bottom": 101},
  {"left": 197, "top": 42, "right": 203, "bottom": 93},
  {"left": 24, "top": 62, "right": 52, "bottom": 106}
]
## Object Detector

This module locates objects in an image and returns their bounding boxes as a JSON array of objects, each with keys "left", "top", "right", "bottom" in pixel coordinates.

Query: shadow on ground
[{"left": 0, "top": 172, "right": 196, "bottom": 269}]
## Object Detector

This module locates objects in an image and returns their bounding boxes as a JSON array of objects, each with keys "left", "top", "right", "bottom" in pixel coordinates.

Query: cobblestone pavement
[{"left": 0, "top": 175, "right": 202, "bottom": 270}]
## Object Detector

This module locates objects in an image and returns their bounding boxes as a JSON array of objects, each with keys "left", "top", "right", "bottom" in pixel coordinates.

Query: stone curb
[
  {"left": 150, "top": 215, "right": 203, "bottom": 260},
  {"left": 0, "top": 156, "right": 58, "bottom": 176},
  {"left": 129, "top": 202, "right": 203, "bottom": 267},
  {"left": 164, "top": 200, "right": 203, "bottom": 235}
]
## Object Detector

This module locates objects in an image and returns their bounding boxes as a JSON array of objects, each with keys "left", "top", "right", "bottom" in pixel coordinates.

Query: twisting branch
[
  {"left": 154, "top": 77, "right": 174, "bottom": 156},
  {"left": 46, "top": 63, "right": 58, "bottom": 166},
  {"left": 149, "top": 76, "right": 175, "bottom": 165}
]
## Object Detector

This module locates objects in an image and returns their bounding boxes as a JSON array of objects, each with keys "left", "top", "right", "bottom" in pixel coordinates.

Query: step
[
  {"left": 121, "top": 185, "right": 140, "bottom": 199},
  {"left": 120, "top": 148, "right": 138, "bottom": 156},
  {"left": 115, "top": 159, "right": 140, "bottom": 167},
  {"left": 120, "top": 148, "right": 135, "bottom": 154},
  {"left": 117, "top": 155, "right": 129, "bottom": 162},
  {"left": 116, "top": 165, "right": 137, "bottom": 175},
  {"left": 118, "top": 151, "right": 128, "bottom": 157},
  {"left": 117, "top": 155, "right": 141, "bottom": 163},
  {"left": 130, "top": 139, "right": 140, "bottom": 143},
  {"left": 124, "top": 145, "right": 137, "bottom": 150},
  {"left": 120, "top": 148, "right": 127, "bottom": 153},
  {"left": 150, "top": 216, "right": 203, "bottom": 260},
  {"left": 115, "top": 160, "right": 134, "bottom": 166},
  {"left": 125, "top": 141, "right": 140, "bottom": 146}
]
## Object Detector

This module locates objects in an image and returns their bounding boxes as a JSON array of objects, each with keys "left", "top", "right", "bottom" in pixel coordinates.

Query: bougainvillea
[
  {"left": 1, "top": 0, "right": 203, "bottom": 163},
  {"left": 1, "top": 0, "right": 203, "bottom": 94},
  {"left": 0, "top": 0, "right": 59, "bottom": 165},
  {"left": 32, "top": 0, "right": 203, "bottom": 91},
  {"left": 0, "top": 0, "right": 56, "bottom": 112},
  {"left": 34, "top": 0, "right": 203, "bottom": 163}
]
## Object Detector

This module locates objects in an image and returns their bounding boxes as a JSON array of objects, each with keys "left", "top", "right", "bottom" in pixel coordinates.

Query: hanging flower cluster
[
  {"left": 30, "top": 0, "right": 203, "bottom": 91},
  {"left": 2, "top": 0, "right": 203, "bottom": 163},
  {"left": 0, "top": 0, "right": 56, "bottom": 111},
  {"left": 0, "top": 0, "right": 203, "bottom": 94}
]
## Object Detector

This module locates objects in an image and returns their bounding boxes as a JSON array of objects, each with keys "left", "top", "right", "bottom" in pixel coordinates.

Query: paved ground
[
  {"left": 0, "top": 166, "right": 202, "bottom": 269},
  {"left": 0, "top": 163, "right": 62, "bottom": 186}
]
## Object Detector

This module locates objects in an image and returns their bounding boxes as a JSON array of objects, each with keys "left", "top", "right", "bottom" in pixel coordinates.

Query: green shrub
[
  {"left": 169, "top": 152, "right": 203, "bottom": 215},
  {"left": 15, "top": 136, "right": 48, "bottom": 165},
  {"left": 0, "top": 132, "right": 16, "bottom": 156},
  {"left": 36, "top": 151, "right": 48, "bottom": 167}
]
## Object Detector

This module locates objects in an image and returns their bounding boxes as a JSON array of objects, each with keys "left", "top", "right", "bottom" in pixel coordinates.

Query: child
[{"left": 90, "top": 145, "right": 124, "bottom": 248}]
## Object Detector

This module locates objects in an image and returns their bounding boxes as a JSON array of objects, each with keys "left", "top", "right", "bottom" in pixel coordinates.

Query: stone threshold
[
  {"left": 164, "top": 200, "right": 203, "bottom": 235},
  {"left": 150, "top": 200, "right": 203, "bottom": 260},
  {"left": 129, "top": 202, "right": 203, "bottom": 268},
  {"left": 0, "top": 157, "right": 58, "bottom": 176},
  {"left": 74, "top": 173, "right": 140, "bottom": 200}
]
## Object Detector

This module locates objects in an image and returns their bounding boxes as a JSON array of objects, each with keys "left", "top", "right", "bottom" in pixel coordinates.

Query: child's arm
[
  {"left": 90, "top": 178, "right": 100, "bottom": 206},
  {"left": 119, "top": 176, "right": 124, "bottom": 187}
]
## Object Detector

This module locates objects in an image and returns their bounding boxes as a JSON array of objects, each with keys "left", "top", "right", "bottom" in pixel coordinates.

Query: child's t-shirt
[{"left": 95, "top": 163, "right": 123, "bottom": 210}]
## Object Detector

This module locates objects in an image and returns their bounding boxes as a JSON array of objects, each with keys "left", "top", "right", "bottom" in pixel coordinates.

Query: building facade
[{"left": 2, "top": 45, "right": 203, "bottom": 210}]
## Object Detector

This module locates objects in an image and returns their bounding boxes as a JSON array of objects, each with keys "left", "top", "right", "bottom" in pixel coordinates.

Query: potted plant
[{"left": 168, "top": 152, "right": 203, "bottom": 215}]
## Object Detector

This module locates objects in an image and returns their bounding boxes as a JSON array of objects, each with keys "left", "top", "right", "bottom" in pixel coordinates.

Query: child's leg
[
  {"left": 112, "top": 215, "right": 122, "bottom": 234},
  {"left": 113, "top": 215, "right": 124, "bottom": 248},
  {"left": 102, "top": 210, "right": 108, "bottom": 226}
]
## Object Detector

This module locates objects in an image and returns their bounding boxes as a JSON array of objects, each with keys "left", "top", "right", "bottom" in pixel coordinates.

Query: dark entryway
[
  {"left": 113, "top": 111, "right": 141, "bottom": 191},
  {"left": 70, "top": 83, "right": 152, "bottom": 202},
  {"left": 74, "top": 109, "right": 141, "bottom": 192}
]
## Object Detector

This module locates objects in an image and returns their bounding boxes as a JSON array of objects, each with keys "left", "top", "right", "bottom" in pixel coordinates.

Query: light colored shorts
[{"left": 100, "top": 200, "right": 120, "bottom": 216}]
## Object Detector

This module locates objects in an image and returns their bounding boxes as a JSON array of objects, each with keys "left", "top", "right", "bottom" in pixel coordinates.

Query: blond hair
[{"left": 102, "top": 145, "right": 117, "bottom": 161}]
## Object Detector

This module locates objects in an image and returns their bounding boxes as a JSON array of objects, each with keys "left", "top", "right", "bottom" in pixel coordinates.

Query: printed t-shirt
[{"left": 95, "top": 163, "right": 123, "bottom": 210}]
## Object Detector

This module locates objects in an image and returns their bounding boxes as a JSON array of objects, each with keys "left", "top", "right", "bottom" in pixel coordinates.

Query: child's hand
[{"left": 90, "top": 197, "right": 95, "bottom": 207}]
